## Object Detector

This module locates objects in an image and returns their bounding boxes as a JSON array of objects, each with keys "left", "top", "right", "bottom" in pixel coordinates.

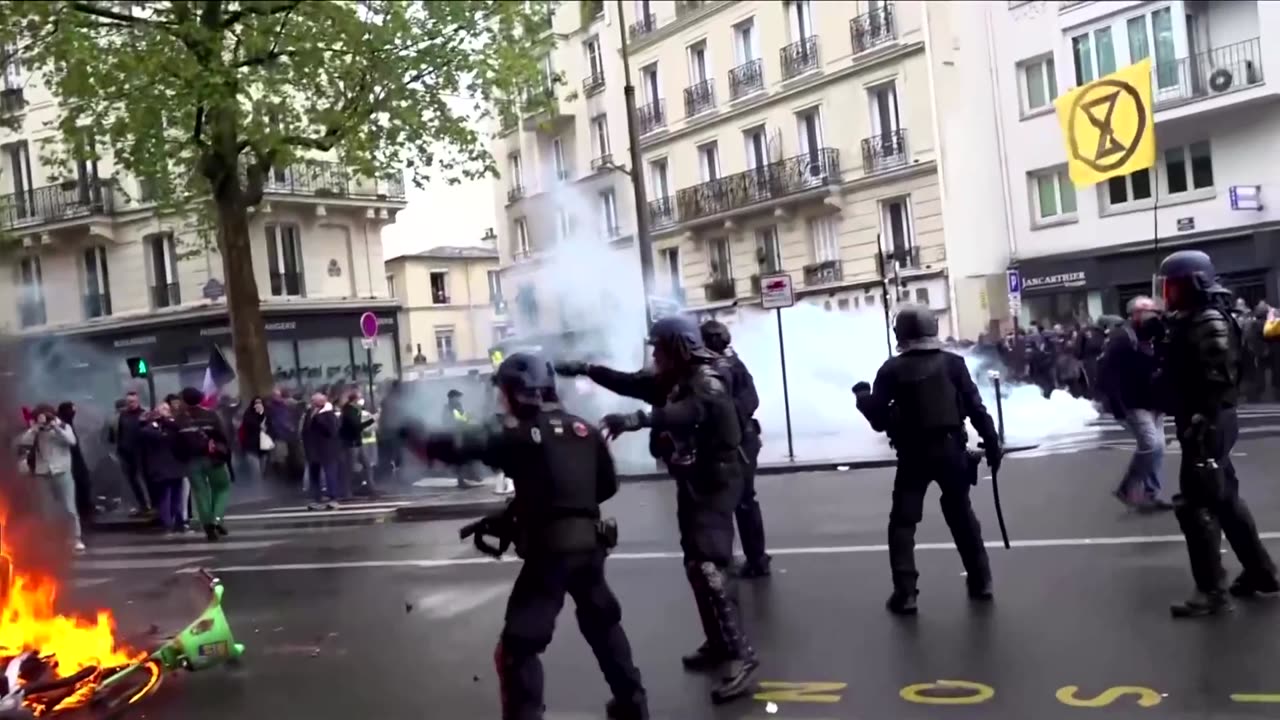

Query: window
[
  {"left": 660, "top": 247, "right": 681, "bottom": 293},
  {"left": 146, "top": 232, "right": 180, "bottom": 308},
  {"left": 649, "top": 158, "right": 670, "bottom": 199},
  {"left": 592, "top": 115, "right": 610, "bottom": 158},
  {"left": 82, "top": 245, "right": 112, "bottom": 318},
  {"left": 4, "top": 141, "right": 32, "bottom": 215},
  {"left": 1072, "top": 26, "right": 1115, "bottom": 84},
  {"left": 386, "top": 274, "right": 396, "bottom": 297},
  {"left": 1018, "top": 55, "right": 1058, "bottom": 113},
  {"left": 687, "top": 40, "right": 710, "bottom": 84},
  {"left": 880, "top": 197, "right": 915, "bottom": 269},
  {"left": 915, "top": 287, "right": 930, "bottom": 305},
  {"left": 808, "top": 216, "right": 838, "bottom": 262},
  {"left": 1030, "top": 168, "right": 1077, "bottom": 221},
  {"left": 434, "top": 328, "right": 457, "bottom": 364},
  {"left": 600, "top": 189, "right": 619, "bottom": 237},
  {"left": 509, "top": 153, "right": 524, "bottom": 190},
  {"left": 585, "top": 37, "right": 603, "bottom": 78},
  {"left": 640, "top": 63, "right": 660, "bottom": 105},
  {"left": 265, "top": 223, "right": 304, "bottom": 296},
  {"left": 15, "top": 255, "right": 44, "bottom": 328},
  {"left": 788, "top": 0, "right": 814, "bottom": 41},
  {"left": 796, "top": 106, "right": 826, "bottom": 180},
  {"left": 757, "top": 226, "right": 781, "bottom": 272},
  {"left": 551, "top": 138, "right": 567, "bottom": 181},
  {"left": 1105, "top": 168, "right": 1153, "bottom": 208},
  {"left": 869, "top": 82, "right": 900, "bottom": 137},
  {"left": 429, "top": 270, "right": 449, "bottom": 304},
  {"left": 514, "top": 219, "right": 530, "bottom": 256},
  {"left": 1163, "top": 141, "right": 1214, "bottom": 195},
  {"left": 487, "top": 270, "right": 503, "bottom": 303},
  {"left": 744, "top": 126, "right": 767, "bottom": 169},
  {"left": 734, "top": 18, "right": 758, "bottom": 64},
  {"left": 1127, "top": 7, "right": 1177, "bottom": 89},
  {"left": 556, "top": 208, "right": 572, "bottom": 242},
  {"left": 709, "top": 238, "right": 731, "bottom": 280},
  {"left": 2, "top": 44, "right": 21, "bottom": 90},
  {"left": 697, "top": 141, "right": 720, "bottom": 182}
]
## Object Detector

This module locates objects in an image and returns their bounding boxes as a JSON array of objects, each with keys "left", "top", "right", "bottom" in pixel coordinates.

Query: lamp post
[{"left": 615, "top": 0, "right": 656, "bottom": 329}]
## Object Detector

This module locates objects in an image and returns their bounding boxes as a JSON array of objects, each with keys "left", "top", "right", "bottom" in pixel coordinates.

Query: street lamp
[{"left": 615, "top": 0, "right": 657, "bottom": 330}]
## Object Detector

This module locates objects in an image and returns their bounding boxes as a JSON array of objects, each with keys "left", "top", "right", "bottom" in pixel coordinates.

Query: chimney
[{"left": 481, "top": 227, "right": 497, "bottom": 249}]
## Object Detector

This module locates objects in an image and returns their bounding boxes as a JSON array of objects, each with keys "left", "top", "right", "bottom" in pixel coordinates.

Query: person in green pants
[{"left": 178, "top": 387, "right": 234, "bottom": 542}]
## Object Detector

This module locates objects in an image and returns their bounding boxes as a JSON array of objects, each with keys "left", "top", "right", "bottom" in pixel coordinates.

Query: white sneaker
[{"left": 73, "top": 541, "right": 86, "bottom": 554}]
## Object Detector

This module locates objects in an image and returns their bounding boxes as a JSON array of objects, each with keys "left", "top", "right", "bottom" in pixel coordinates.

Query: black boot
[
  {"left": 1170, "top": 591, "right": 1232, "bottom": 618},
  {"left": 967, "top": 579, "right": 994, "bottom": 602},
  {"left": 681, "top": 643, "right": 725, "bottom": 672},
  {"left": 203, "top": 524, "right": 219, "bottom": 542},
  {"left": 215, "top": 523, "right": 229, "bottom": 536},
  {"left": 886, "top": 591, "right": 918, "bottom": 616},
  {"left": 711, "top": 657, "right": 759, "bottom": 705},
  {"left": 736, "top": 555, "right": 771, "bottom": 579},
  {"left": 1229, "top": 571, "right": 1280, "bottom": 599},
  {"left": 605, "top": 695, "right": 649, "bottom": 720},
  {"left": 1171, "top": 497, "right": 1229, "bottom": 618}
]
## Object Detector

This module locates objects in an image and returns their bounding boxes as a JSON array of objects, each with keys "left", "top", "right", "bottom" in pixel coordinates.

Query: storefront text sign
[
  {"left": 113, "top": 336, "right": 157, "bottom": 348},
  {"left": 1023, "top": 272, "right": 1087, "bottom": 291}
]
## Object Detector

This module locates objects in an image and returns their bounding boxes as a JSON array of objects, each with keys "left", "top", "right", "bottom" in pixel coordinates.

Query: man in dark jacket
[
  {"left": 178, "top": 387, "right": 233, "bottom": 541},
  {"left": 115, "top": 391, "right": 151, "bottom": 515},
  {"left": 139, "top": 404, "right": 186, "bottom": 533},
  {"left": 56, "top": 402, "right": 94, "bottom": 524},
  {"left": 302, "top": 392, "right": 343, "bottom": 509},
  {"left": 1098, "top": 296, "right": 1170, "bottom": 511},
  {"left": 339, "top": 390, "right": 376, "bottom": 497}
]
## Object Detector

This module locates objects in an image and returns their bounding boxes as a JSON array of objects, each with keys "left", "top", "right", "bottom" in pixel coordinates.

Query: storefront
[
  {"left": 1014, "top": 230, "right": 1280, "bottom": 326},
  {"left": 13, "top": 302, "right": 402, "bottom": 406}
]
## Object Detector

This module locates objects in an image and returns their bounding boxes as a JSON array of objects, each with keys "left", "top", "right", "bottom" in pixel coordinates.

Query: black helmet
[
  {"left": 893, "top": 304, "right": 942, "bottom": 351},
  {"left": 700, "top": 320, "right": 731, "bottom": 352},
  {"left": 648, "top": 315, "right": 716, "bottom": 364},
  {"left": 1157, "top": 250, "right": 1222, "bottom": 310},
  {"left": 492, "top": 352, "right": 556, "bottom": 406}
]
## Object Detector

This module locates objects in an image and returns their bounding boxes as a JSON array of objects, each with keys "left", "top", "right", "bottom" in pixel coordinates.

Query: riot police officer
[
  {"left": 1156, "top": 250, "right": 1279, "bottom": 618},
  {"left": 853, "top": 304, "right": 1001, "bottom": 615},
  {"left": 402, "top": 353, "right": 649, "bottom": 720},
  {"left": 556, "top": 316, "right": 758, "bottom": 704},
  {"left": 700, "top": 320, "right": 771, "bottom": 577}
]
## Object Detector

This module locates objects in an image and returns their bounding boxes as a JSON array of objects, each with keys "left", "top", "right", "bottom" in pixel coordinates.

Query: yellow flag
[{"left": 1054, "top": 58, "right": 1156, "bottom": 188}]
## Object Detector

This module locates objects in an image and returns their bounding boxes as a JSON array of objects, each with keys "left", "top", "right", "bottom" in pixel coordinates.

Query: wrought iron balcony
[
  {"left": 629, "top": 13, "right": 656, "bottom": 40},
  {"left": 729, "top": 58, "right": 764, "bottom": 100},
  {"left": 507, "top": 185, "right": 526, "bottom": 204},
  {"left": 513, "top": 246, "right": 534, "bottom": 262},
  {"left": 649, "top": 196, "right": 676, "bottom": 229},
  {"left": 1151, "top": 38, "right": 1265, "bottom": 110},
  {"left": 780, "top": 36, "right": 820, "bottom": 80},
  {"left": 673, "top": 148, "right": 840, "bottom": 224},
  {"left": 0, "top": 181, "right": 115, "bottom": 231},
  {"left": 269, "top": 271, "right": 304, "bottom": 297},
  {"left": 265, "top": 160, "right": 405, "bottom": 199},
  {"left": 683, "top": 78, "right": 715, "bottom": 117},
  {"left": 861, "top": 128, "right": 908, "bottom": 174},
  {"left": 18, "top": 297, "right": 45, "bottom": 328},
  {"left": 590, "top": 153, "right": 613, "bottom": 171},
  {"left": 850, "top": 5, "right": 896, "bottom": 55},
  {"left": 638, "top": 99, "right": 666, "bottom": 134},
  {"left": 556, "top": 167, "right": 571, "bottom": 181},
  {"left": 880, "top": 246, "right": 921, "bottom": 276},
  {"left": 803, "top": 259, "right": 843, "bottom": 287},
  {"left": 583, "top": 71, "right": 606, "bottom": 96},
  {"left": 151, "top": 282, "right": 181, "bottom": 309},
  {"left": 83, "top": 290, "right": 112, "bottom": 319},
  {"left": 704, "top": 276, "right": 736, "bottom": 302},
  {"left": 0, "top": 88, "right": 24, "bottom": 114}
]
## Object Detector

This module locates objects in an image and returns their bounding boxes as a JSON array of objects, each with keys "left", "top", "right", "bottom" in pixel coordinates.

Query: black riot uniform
[
  {"left": 700, "top": 320, "right": 771, "bottom": 577},
  {"left": 402, "top": 353, "right": 648, "bottom": 720},
  {"left": 853, "top": 304, "right": 1002, "bottom": 615},
  {"left": 1156, "top": 250, "right": 1279, "bottom": 619},
  {"left": 556, "top": 316, "right": 758, "bottom": 704}
]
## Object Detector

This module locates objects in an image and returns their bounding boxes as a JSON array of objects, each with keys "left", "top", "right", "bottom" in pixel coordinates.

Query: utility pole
[{"left": 616, "top": 0, "right": 656, "bottom": 329}]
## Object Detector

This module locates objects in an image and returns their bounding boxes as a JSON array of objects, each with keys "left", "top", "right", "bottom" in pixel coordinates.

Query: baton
[{"left": 987, "top": 370, "right": 1011, "bottom": 549}]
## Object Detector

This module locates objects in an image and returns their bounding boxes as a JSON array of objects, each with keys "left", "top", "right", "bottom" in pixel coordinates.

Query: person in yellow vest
[{"left": 443, "top": 389, "right": 483, "bottom": 488}]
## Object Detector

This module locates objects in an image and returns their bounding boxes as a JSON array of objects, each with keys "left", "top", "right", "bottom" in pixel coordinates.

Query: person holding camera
[
  {"left": 19, "top": 404, "right": 85, "bottom": 553},
  {"left": 140, "top": 404, "right": 186, "bottom": 535}
]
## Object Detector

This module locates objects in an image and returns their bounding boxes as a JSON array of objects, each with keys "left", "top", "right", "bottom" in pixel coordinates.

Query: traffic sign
[
  {"left": 1006, "top": 269, "right": 1021, "bottom": 296},
  {"left": 759, "top": 273, "right": 795, "bottom": 310},
  {"left": 359, "top": 311, "right": 378, "bottom": 339}
]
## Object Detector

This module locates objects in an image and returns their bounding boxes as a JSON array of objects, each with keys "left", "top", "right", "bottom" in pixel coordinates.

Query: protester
[
  {"left": 301, "top": 392, "right": 343, "bottom": 510},
  {"left": 20, "top": 404, "right": 85, "bottom": 553},
  {"left": 114, "top": 391, "right": 152, "bottom": 516},
  {"left": 55, "top": 401, "right": 94, "bottom": 527},
  {"left": 139, "top": 404, "right": 186, "bottom": 535},
  {"left": 178, "top": 387, "right": 234, "bottom": 542},
  {"left": 240, "top": 396, "right": 274, "bottom": 483}
]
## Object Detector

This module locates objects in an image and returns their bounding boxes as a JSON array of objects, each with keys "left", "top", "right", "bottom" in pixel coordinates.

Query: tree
[{"left": 0, "top": 0, "right": 553, "bottom": 395}]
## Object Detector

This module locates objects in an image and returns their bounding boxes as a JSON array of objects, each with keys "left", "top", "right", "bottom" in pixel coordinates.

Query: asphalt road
[{"left": 60, "top": 436, "right": 1280, "bottom": 720}]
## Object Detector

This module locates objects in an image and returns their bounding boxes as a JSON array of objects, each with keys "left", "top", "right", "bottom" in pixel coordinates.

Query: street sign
[
  {"left": 759, "top": 273, "right": 795, "bottom": 310},
  {"left": 360, "top": 337, "right": 377, "bottom": 350},
  {"left": 1006, "top": 269, "right": 1021, "bottom": 297},
  {"left": 358, "top": 311, "right": 378, "bottom": 339},
  {"left": 1230, "top": 185, "right": 1263, "bottom": 211}
]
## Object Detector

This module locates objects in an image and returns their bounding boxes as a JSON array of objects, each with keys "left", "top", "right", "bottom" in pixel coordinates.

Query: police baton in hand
[{"left": 987, "top": 370, "right": 1011, "bottom": 549}]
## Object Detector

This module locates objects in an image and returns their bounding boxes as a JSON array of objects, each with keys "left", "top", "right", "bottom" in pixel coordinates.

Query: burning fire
[{"left": 0, "top": 518, "right": 147, "bottom": 715}]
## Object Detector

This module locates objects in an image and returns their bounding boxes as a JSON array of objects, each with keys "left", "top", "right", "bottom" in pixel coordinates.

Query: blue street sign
[{"left": 1006, "top": 269, "right": 1021, "bottom": 295}]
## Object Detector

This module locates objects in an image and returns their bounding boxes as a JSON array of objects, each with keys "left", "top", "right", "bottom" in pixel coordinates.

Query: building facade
[
  {"left": 0, "top": 45, "right": 407, "bottom": 403},
  {"left": 621, "top": 0, "right": 954, "bottom": 332},
  {"left": 385, "top": 241, "right": 508, "bottom": 378},
  {"left": 991, "top": 0, "right": 1280, "bottom": 327}
]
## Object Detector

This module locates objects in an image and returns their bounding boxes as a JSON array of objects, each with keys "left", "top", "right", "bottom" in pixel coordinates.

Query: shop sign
[
  {"left": 1229, "top": 185, "right": 1263, "bottom": 211},
  {"left": 113, "top": 335, "right": 157, "bottom": 348},
  {"left": 1022, "top": 271, "right": 1087, "bottom": 291}
]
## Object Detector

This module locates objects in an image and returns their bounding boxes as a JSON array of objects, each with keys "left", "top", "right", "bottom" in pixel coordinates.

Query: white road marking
[
  {"left": 70, "top": 577, "right": 113, "bottom": 588},
  {"left": 85, "top": 541, "right": 280, "bottom": 556},
  {"left": 261, "top": 502, "right": 413, "bottom": 513},
  {"left": 193, "top": 531, "right": 1280, "bottom": 573},
  {"left": 75, "top": 556, "right": 215, "bottom": 571},
  {"left": 407, "top": 583, "right": 510, "bottom": 620},
  {"left": 223, "top": 508, "right": 393, "bottom": 521}
]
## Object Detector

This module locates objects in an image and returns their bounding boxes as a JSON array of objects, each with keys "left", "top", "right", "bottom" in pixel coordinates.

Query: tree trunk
[{"left": 215, "top": 196, "right": 273, "bottom": 399}]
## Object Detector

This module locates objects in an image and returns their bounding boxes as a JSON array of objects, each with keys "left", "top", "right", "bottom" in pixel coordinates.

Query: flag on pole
[
  {"left": 199, "top": 346, "right": 237, "bottom": 409},
  {"left": 1054, "top": 58, "right": 1156, "bottom": 188}
]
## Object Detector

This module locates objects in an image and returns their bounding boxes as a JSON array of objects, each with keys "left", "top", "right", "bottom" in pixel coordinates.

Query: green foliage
[{"left": 579, "top": 0, "right": 604, "bottom": 29}]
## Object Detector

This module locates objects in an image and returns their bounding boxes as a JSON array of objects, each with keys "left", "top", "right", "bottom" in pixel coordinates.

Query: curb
[
  {"left": 393, "top": 499, "right": 509, "bottom": 522},
  {"left": 88, "top": 513, "right": 394, "bottom": 533}
]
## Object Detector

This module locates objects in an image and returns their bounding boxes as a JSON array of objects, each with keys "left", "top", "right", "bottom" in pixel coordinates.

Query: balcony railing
[
  {"left": 704, "top": 276, "right": 736, "bottom": 302},
  {"left": 780, "top": 36, "right": 820, "bottom": 80},
  {"left": 151, "top": 282, "right": 180, "bottom": 309},
  {"left": 683, "top": 78, "right": 715, "bottom": 117},
  {"left": 728, "top": 58, "right": 764, "bottom": 100},
  {"left": 583, "top": 70, "right": 606, "bottom": 96},
  {"left": 265, "top": 160, "right": 405, "bottom": 199},
  {"left": 270, "top": 271, "right": 304, "bottom": 297},
  {"left": 83, "top": 290, "right": 112, "bottom": 319},
  {"left": 507, "top": 185, "right": 526, "bottom": 204},
  {"left": 880, "top": 246, "right": 921, "bottom": 275},
  {"left": 18, "top": 298, "right": 45, "bottom": 328},
  {"left": 590, "top": 153, "right": 613, "bottom": 171},
  {"left": 803, "top": 259, "right": 843, "bottom": 286},
  {"left": 638, "top": 99, "right": 666, "bottom": 134},
  {"left": 850, "top": 5, "right": 896, "bottom": 55},
  {"left": 513, "top": 246, "right": 534, "bottom": 261},
  {"left": 629, "top": 13, "right": 656, "bottom": 40},
  {"left": 0, "top": 181, "right": 115, "bottom": 231},
  {"left": 649, "top": 196, "right": 676, "bottom": 229},
  {"left": 674, "top": 148, "right": 840, "bottom": 224},
  {"left": 1151, "top": 38, "right": 1265, "bottom": 110},
  {"left": 432, "top": 289, "right": 450, "bottom": 304},
  {"left": 555, "top": 167, "right": 571, "bottom": 181},
  {"left": 861, "top": 128, "right": 908, "bottom": 174},
  {"left": 0, "top": 88, "right": 24, "bottom": 114}
]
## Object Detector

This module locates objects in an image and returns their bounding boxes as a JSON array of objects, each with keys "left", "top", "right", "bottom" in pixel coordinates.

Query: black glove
[
  {"left": 554, "top": 361, "right": 590, "bottom": 377},
  {"left": 852, "top": 381, "right": 871, "bottom": 396},
  {"left": 982, "top": 438, "right": 1003, "bottom": 473},
  {"left": 600, "top": 411, "right": 645, "bottom": 441}
]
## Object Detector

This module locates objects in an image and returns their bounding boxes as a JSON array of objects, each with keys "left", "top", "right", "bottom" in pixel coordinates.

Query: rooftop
[{"left": 390, "top": 245, "right": 499, "bottom": 261}]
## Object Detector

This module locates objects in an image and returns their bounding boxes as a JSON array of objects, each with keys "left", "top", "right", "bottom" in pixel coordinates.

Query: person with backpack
[{"left": 177, "top": 387, "right": 233, "bottom": 542}]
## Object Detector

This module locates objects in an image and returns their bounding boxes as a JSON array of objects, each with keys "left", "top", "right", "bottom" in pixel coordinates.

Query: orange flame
[{"left": 0, "top": 517, "right": 143, "bottom": 712}]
